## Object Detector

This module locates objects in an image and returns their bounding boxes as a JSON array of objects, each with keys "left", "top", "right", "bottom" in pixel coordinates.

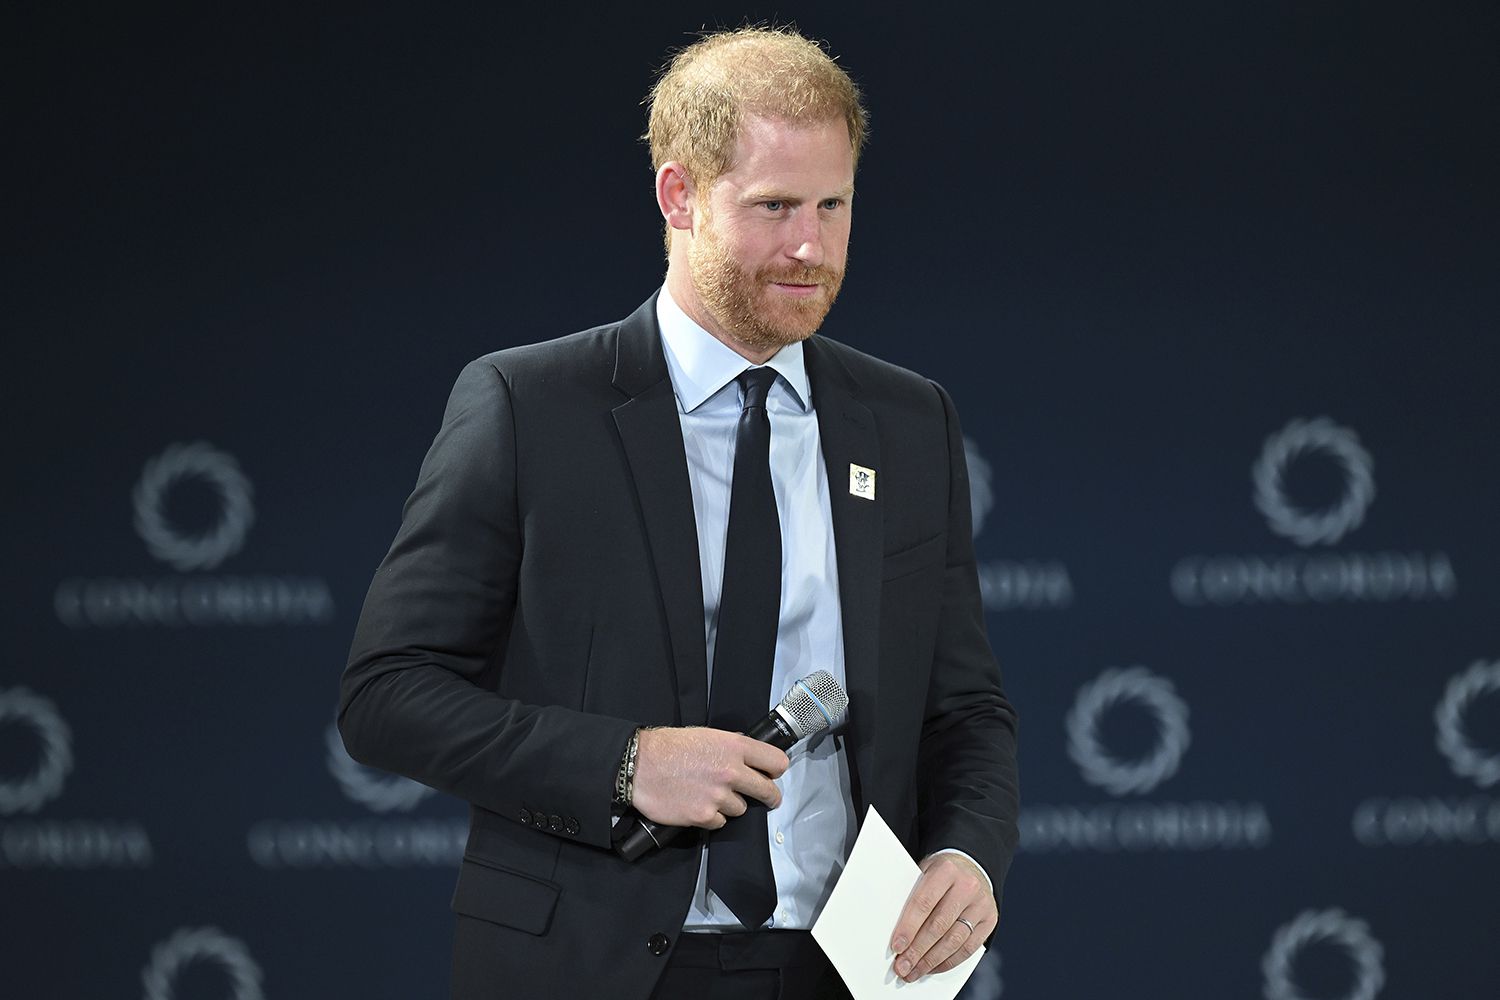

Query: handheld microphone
[{"left": 612, "top": 670, "right": 850, "bottom": 861}]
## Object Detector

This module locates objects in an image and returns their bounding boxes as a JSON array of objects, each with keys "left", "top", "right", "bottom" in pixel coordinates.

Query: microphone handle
[{"left": 612, "top": 711, "right": 798, "bottom": 861}]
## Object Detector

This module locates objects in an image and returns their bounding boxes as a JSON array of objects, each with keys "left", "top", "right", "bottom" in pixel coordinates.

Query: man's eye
[
  {"left": 821, "top": 199, "right": 843, "bottom": 210},
  {"left": 763, "top": 201, "right": 784, "bottom": 212}
]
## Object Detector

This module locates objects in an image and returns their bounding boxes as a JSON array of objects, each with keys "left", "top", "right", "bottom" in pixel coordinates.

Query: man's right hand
[{"left": 630, "top": 726, "right": 789, "bottom": 829}]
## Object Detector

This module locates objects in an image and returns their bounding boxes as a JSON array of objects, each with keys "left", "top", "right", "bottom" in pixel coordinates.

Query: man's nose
[{"left": 787, "top": 211, "right": 825, "bottom": 267}]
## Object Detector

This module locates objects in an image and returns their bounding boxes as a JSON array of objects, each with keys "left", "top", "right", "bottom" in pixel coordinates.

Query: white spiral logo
[
  {"left": 964, "top": 436, "right": 995, "bottom": 540},
  {"left": 1262, "top": 908, "right": 1384, "bottom": 1000},
  {"left": 142, "top": 926, "right": 264, "bottom": 1000},
  {"left": 1435, "top": 660, "right": 1500, "bottom": 789},
  {"left": 133, "top": 442, "right": 255, "bottom": 571},
  {"left": 1252, "top": 417, "right": 1374, "bottom": 547},
  {"left": 1066, "top": 667, "right": 1190, "bottom": 796},
  {"left": 0, "top": 687, "right": 74, "bottom": 815},
  {"left": 324, "top": 723, "right": 433, "bottom": 813}
]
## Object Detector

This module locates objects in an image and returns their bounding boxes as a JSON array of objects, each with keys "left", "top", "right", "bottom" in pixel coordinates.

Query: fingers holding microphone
[
  {"left": 613, "top": 671, "right": 847, "bottom": 858},
  {"left": 631, "top": 726, "right": 788, "bottom": 830}
]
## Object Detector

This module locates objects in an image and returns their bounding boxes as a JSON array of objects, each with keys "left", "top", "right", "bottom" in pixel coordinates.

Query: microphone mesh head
[{"left": 778, "top": 670, "right": 850, "bottom": 739}]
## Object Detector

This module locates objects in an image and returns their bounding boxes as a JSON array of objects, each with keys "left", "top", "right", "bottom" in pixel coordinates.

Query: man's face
[{"left": 687, "top": 114, "right": 855, "bottom": 356}]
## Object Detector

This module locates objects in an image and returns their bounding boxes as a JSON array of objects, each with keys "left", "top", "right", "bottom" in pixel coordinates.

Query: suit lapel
[
  {"left": 805, "top": 337, "right": 883, "bottom": 814},
  {"left": 611, "top": 296, "right": 709, "bottom": 727}
]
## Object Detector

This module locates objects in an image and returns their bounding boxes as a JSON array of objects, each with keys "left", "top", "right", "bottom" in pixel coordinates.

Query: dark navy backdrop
[{"left": 5, "top": 3, "right": 1498, "bottom": 998}]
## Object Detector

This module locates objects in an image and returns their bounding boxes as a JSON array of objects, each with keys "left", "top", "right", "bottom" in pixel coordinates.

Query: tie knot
[{"left": 736, "top": 368, "right": 778, "bottom": 411}]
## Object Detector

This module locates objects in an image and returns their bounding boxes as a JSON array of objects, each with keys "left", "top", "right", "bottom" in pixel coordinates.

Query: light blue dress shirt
[{"left": 656, "top": 287, "right": 859, "bottom": 931}]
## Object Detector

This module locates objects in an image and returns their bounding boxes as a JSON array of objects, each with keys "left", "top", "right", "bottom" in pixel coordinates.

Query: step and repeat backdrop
[{"left": 6, "top": 4, "right": 1497, "bottom": 998}]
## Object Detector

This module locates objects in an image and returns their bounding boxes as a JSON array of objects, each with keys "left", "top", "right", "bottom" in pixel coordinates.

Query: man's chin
[
  {"left": 760, "top": 291, "right": 837, "bottom": 341},
  {"left": 726, "top": 324, "right": 816, "bottom": 357},
  {"left": 745, "top": 311, "right": 828, "bottom": 351},
  {"left": 697, "top": 280, "right": 840, "bottom": 355}
]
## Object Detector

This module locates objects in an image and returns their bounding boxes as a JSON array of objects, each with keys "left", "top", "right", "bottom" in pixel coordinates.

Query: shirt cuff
[{"left": 929, "top": 848, "right": 993, "bottom": 894}]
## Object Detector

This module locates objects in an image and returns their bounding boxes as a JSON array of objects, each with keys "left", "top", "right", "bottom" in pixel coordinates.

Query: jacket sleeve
[
  {"left": 338, "top": 358, "right": 636, "bottom": 849},
  {"left": 915, "top": 380, "right": 1021, "bottom": 899}
]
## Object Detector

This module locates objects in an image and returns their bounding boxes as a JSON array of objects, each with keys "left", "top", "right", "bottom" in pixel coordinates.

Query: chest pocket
[{"left": 881, "top": 532, "right": 944, "bottom": 583}]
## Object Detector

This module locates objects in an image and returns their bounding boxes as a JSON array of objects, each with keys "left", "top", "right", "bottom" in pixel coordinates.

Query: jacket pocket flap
[
  {"left": 451, "top": 856, "right": 560, "bottom": 936},
  {"left": 882, "top": 532, "right": 945, "bottom": 582}
]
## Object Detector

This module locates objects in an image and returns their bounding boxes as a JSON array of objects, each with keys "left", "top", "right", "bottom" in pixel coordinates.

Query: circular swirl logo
[
  {"left": 1252, "top": 418, "right": 1375, "bottom": 547},
  {"left": 1262, "top": 908, "right": 1384, "bottom": 1000},
  {"left": 1435, "top": 660, "right": 1500, "bottom": 789},
  {"left": 0, "top": 687, "right": 74, "bottom": 815},
  {"left": 142, "top": 926, "right": 263, "bottom": 1000},
  {"left": 964, "top": 436, "right": 995, "bottom": 540},
  {"left": 133, "top": 442, "right": 255, "bottom": 571},
  {"left": 1066, "top": 667, "right": 1190, "bottom": 796},
  {"left": 324, "top": 723, "right": 433, "bottom": 813}
]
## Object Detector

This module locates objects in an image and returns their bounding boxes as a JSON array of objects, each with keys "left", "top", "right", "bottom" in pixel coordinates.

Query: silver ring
[{"left": 956, "top": 916, "right": 976, "bottom": 934}]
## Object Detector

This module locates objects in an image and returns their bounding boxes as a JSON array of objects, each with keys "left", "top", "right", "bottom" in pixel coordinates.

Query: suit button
[
  {"left": 564, "top": 817, "right": 580, "bottom": 835},
  {"left": 549, "top": 814, "right": 563, "bottom": 833},
  {"left": 519, "top": 809, "right": 532, "bottom": 826},
  {"left": 647, "top": 933, "right": 671, "bottom": 956}
]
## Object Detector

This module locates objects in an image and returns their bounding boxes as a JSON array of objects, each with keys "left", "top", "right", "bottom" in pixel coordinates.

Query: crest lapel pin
[{"left": 849, "top": 463, "right": 876, "bottom": 501}]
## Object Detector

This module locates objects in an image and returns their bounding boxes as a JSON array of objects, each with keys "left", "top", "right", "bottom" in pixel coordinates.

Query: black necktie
[{"left": 707, "top": 367, "right": 781, "bottom": 928}]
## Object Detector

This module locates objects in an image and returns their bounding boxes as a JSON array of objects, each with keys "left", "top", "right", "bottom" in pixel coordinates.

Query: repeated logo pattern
[
  {"left": 1434, "top": 660, "right": 1500, "bottom": 789},
  {"left": 18, "top": 416, "right": 1488, "bottom": 991},
  {"left": 1262, "top": 908, "right": 1384, "bottom": 1000},
  {"left": 1066, "top": 667, "right": 1191, "bottom": 796},
  {"left": 1252, "top": 418, "right": 1375, "bottom": 547},
  {"left": 133, "top": 442, "right": 255, "bottom": 571},
  {"left": 0, "top": 688, "right": 74, "bottom": 815},
  {"left": 141, "top": 927, "right": 264, "bottom": 1000}
]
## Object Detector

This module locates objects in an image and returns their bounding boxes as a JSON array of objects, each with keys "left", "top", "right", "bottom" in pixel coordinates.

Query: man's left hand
[{"left": 888, "top": 853, "right": 996, "bottom": 983}]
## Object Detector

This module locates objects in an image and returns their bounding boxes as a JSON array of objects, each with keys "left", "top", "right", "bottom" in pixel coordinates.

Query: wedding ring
[{"left": 956, "top": 916, "right": 976, "bottom": 934}]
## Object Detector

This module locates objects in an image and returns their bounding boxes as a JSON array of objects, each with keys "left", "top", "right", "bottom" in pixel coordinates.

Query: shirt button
[{"left": 774, "top": 830, "right": 785, "bottom": 845}]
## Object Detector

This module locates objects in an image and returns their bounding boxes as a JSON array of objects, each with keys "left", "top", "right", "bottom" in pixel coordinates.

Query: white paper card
[{"left": 811, "top": 806, "right": 984, "bottom": 999}]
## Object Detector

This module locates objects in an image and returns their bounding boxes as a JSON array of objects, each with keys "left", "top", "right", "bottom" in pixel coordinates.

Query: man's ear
[{"left": 655, "top": 162, "right": 697, "bottom": 232}]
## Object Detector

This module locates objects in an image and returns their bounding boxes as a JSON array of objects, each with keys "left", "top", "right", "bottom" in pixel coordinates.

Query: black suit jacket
[{"left": 340, "top": 295, "right": 1019, "bottom": 999}]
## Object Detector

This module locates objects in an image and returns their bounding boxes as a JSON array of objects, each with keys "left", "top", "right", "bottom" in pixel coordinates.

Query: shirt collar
[{"left": 656, "top": 285, "right": 811, "bottom": 414}]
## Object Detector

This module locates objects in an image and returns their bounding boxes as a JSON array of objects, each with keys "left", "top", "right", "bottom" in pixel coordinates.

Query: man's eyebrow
[{"left": 741, "top": 185, "right": 856, "bottom": 201}]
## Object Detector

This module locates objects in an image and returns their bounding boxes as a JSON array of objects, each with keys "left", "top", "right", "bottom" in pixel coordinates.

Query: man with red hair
[{"left": 342, "top": 27, "right": 1018, "bottom": 1000}]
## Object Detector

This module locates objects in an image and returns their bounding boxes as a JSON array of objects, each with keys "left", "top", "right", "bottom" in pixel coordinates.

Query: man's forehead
[
  {"left": 732, "top": 111, "right": 852, "bottom": 147},
  {"left": 715, "top": 113, "right": 855, "bottom": 185}
]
